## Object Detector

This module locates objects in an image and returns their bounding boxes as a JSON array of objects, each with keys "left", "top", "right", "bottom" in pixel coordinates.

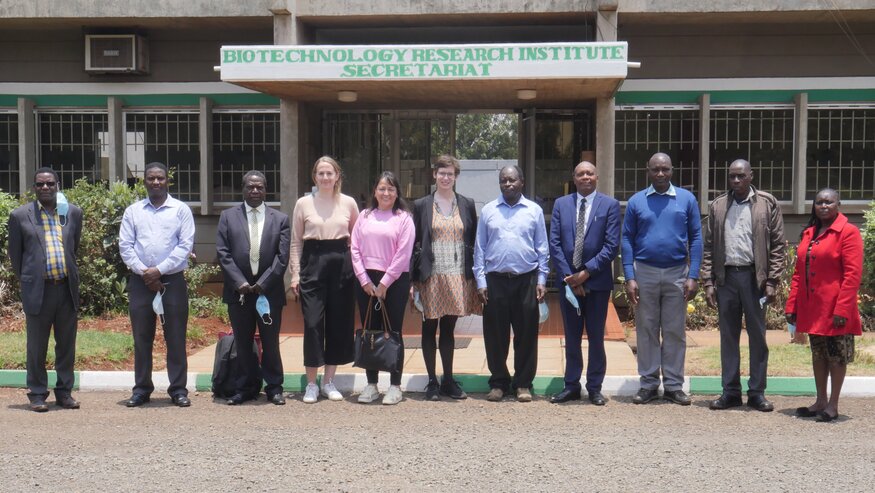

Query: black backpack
[{"left": 211, "top": 333, "right": 262, "bottom": 398}]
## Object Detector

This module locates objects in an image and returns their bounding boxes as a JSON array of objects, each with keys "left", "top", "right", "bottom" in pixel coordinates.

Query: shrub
[
  {"left": 185, "top": 260, "right": 226, "bottom": 320},
  {"left": 861, "top": 201, "right": 875, "bottom": 331},
  {"left": 0, "top": 191, "right": 25, "bottom": 313},
  {"left": 63, "top": 179, "right": 146, "bottom": 316}
]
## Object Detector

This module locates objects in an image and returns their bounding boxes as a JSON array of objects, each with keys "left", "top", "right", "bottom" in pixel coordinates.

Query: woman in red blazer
[{"left": 785, "top": 189, "right": 863, "bottom": 422}]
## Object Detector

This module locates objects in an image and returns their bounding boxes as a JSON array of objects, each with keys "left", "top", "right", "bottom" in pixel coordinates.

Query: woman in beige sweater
[{"left": 290, "top": 156, "right": 359, "bottom": 403}]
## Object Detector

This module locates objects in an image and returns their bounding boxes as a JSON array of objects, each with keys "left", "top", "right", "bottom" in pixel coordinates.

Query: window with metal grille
[
  {"left": 709, "top": 107, "right": 794, "bottom": 201},
  {"left": 615, "top": 108, "right": 700, "bottom": 201},
  {"left": 38, "top": 112, "right": 108, "bottom": 189},
  {"left": 125, "top": 112, "right": 200, "bottom": 202},
  {"left": 806, "top": 107, "right": 875, "bottom": 201},
  {"left": 0, "top": 112, "right": 18, "bottom": 195},
  {"left": 212, "top": 111, "right": 280, "bottom": 203}
]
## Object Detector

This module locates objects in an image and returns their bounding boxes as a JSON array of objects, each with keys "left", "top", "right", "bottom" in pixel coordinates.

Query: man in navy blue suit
[{"left": 548, "top": 161, "right": 620, "bottom": 406}]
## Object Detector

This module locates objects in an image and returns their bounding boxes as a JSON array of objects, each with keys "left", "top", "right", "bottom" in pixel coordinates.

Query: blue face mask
[
  {"left": 256, "top": 294, "right": 272, "bottom": 325},
  {"left": 538, "top": 301, "right": 549, "bottom": 324},
  {"left": 56, "top": 191, "right": 69, "bottom": 226},
  {"left": 152, "top": 289, "right": 165, "bottom": 326},
  {"left": 565, "top": 285, "right": 581, "bottom": 316}
]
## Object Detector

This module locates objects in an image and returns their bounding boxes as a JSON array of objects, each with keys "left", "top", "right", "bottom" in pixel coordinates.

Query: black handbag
[{"left": 353, "top": 297, "right": 404, "bottom": 373}]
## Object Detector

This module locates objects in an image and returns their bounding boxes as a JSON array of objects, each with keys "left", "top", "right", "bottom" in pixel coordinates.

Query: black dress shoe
[
  {"left": 226, "top": 394, "right": 248, "bottom": 406},
  {"left": 268, "top": 394, "right": 286, "bottom": 405},
  {"left": 663, "top": 389, "right": 692, "bottom": 406},
  {"left": 125, "top": 394, "right": 150, "bottom": 407},
  {"left": 172, "top": 394, "right": 191, "bottom": 407},
  {"left": 816, "top": 410, "right": 838, "bottom": 422},
  {"left": 588, "top": 392, "right": 607, "bottom": 406},
  {"left": 440, "top": 379, "right": 468, "bottom": 400},
  {"left": 747, "top": 395, "right": 774, "bottom": 412},
  {"left": 550, "top": 388, "right": 581, "bottom": 404},
  {"left": 632, "top": 387, "right": 659, "bottom": 404},
  {"left": 29, "top": 399, "right": 49, "bottom": 413},
  {"left": 795, "top": 406, "right": 818, "bottom": 418},
  {"left": 57, "top": 395, "right": 81, "bottom": 409},
  {"left": 709, "top": 394, "right": 743, "bottom": 410}
]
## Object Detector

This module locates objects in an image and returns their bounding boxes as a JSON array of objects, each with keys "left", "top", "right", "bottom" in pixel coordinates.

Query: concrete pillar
[
  {"left": 595, "top": 99, "right": 615, "bottom": 196},
  {"left": 595, "top": 3, "right": 618, "bottom": 196},
  {"left": 524, "top": 109, "right": 536, "bottom": 198},
  {"left": 199, "top": 96, "right": 214, "bottom": 215},
  {"left": 106, "top": 96, "right": 125, "bottom": 183},
  {"left": 16, "top": 98, "right": 35, "bottom": 195},
  {"left": 698, "top": 93, "right": 711, "bottom": 214},
  {"left": 273, "top": 7, "right": 306, "bottom": 219},
  {"left": 793, "top": 93, "right": 808, "bottom": 214}
]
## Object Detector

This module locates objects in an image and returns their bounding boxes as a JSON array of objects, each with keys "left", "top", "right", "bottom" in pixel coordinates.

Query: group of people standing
[{"left": 7, "top": 151, "right": 865, "bottom": 418}]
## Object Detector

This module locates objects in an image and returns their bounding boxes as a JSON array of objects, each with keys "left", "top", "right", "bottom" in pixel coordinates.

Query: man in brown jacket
[{"left": 701, "top": 159, "right": 785, "bottom": 412}]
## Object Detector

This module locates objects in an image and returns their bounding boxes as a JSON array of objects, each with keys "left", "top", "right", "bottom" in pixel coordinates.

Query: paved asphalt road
[{"left": 1, "top": 388, "right": 873, "bottom": 492}]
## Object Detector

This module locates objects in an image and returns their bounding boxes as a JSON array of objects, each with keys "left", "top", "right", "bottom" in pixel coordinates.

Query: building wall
[
  {"left": 0, "top": 27, "right": 271, "bottom": 83},
  {"left": 621, "top": 21, "right": 875, "bottom": 79}
]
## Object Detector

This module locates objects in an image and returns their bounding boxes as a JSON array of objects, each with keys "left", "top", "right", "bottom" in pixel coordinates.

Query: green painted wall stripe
[
  {"left": 0, "top": 370, "right": 79, "bottom": 390},
  {"left": 616, "top": 89, "right": 875, "bottom": 105},
  {"left": 0, "top": 93, "right": 279, "bottom": 108},
  {"left": 689, "top": 376, "right": 816, "bottom": 396}
]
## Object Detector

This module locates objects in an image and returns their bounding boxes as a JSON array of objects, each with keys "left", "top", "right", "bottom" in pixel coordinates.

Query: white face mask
[
  {"left": 152, "top": 289, "right": 165, "bottom": 326},
  {"left": 56, "top": 191, "right": 69, "bottom": 226},
  {"left": 538, "top": 301, "right": 549, "bottom": 324},
  {"left": 565, "top": 284, "right": 581, "bottom": 316}
]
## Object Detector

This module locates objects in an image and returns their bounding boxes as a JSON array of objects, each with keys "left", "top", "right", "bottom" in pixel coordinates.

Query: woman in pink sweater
[{"left": 350, "top": 171, "right": 415, "bottom": 405}]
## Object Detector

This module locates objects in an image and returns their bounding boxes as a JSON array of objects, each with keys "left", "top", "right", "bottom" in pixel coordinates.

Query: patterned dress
[{"left": 419, "top": 200, "right": 482, "bottom": 319}]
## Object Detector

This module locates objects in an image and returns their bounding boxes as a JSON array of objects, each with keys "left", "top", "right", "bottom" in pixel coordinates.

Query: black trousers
[
  {"left": 25, "top": 281, "right": 77, "bottom": 401},
  {"left": 129, "top": 272, "right": 189, "bottom": 397},
  {"left": 355, "top": 270, "right": 409, "bottom": 386},
  {"left": 717, "top": 268, "right": 769, "bottom": 397},
  {"left": 228, "top": 294, "right": 284, "bottom": 398},
  {"left": 299, "top": 239, "right": 356, "bottom": 367},
  {"left": 483, "top": 270, "right": 539, "bottom": 391}
]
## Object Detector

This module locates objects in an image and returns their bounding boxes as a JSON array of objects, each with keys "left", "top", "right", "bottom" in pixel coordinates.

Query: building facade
[{"left": 1, "top": 0, "right": 873, "bottom": 261}]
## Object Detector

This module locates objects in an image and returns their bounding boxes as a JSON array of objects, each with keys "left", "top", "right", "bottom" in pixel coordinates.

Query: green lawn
[
  {"left": 0, "top": 330, "right": 133, "bottom": 369},
  {"left": 686, "top": 335, "right": 875, "bottom": 376}
]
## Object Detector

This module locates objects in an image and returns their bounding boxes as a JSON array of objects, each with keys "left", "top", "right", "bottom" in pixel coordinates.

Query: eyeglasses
[
  {"left": 34, "top": 181, "right": 57, "bottom": 188},
  {"left": 436, "top": 172, "right": 456, "bottom": 178}
]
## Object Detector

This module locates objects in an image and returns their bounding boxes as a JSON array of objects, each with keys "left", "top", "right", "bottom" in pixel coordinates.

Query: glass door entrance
[{"left": 323, "top": 109, "right": 592, "bottom": 215}]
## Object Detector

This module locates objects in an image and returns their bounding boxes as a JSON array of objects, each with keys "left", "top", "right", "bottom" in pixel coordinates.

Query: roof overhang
[{"left": 218, "top": 42, "right": 630, "bottom": 108}]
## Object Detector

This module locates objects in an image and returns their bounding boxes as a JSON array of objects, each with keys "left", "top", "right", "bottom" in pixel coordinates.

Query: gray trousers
[
  {"left": 25, "top": 282, "right": 77, "bottom": 401},
  {"left": 716, "top": 268, "right": 768, "bottom": 397},
  {"left": 634, "top": 262, "right": 688, "bottom": 391}
]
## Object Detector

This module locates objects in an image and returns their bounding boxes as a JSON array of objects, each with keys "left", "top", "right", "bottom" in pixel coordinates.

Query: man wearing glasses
[{"left": 8, "top": 167, "right": 83, "bottom": 412}]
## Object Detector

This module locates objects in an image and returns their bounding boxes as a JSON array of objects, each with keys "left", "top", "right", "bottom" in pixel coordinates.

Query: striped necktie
[{"left": 572, "top": 197, "right": 587, "bottom": 270}]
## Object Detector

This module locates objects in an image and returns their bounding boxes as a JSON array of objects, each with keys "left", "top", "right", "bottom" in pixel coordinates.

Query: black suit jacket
[
  {"left": 410, "top": 192, "right": 477, "bottom": 282},
  {"left": 216, "top": 203, "right": 291, "bottom": 308},
  {"left": 8, "top": 201, "right": 83, "bottom": 315}
]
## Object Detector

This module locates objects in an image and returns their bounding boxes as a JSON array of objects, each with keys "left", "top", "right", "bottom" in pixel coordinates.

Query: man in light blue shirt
[
  {"left": 118, "top": 162, "right": 195, "bottom": 408},
  {"left": 474, "top": 165, "right": 549, "bottom": 402}
]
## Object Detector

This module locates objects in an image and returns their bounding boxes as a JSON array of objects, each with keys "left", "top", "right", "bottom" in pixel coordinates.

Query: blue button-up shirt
[
  {"left": 473, "top": 194, "right": 550, "bottom": 289},
  {"left": 119, "top": 194, "right": 195, "bottom": 276}
]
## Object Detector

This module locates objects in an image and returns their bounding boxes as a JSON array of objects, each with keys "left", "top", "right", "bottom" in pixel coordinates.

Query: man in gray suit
[
  {"left": 7, "top": 167, "right": 83, "bottom": 412},
  {"left": 216, "top": 171, "right": 290, "bottom": 405}
]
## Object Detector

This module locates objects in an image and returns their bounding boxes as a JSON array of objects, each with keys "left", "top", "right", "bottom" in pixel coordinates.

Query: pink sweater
[{"left": 350, "top": 208, "right": 415, "bottom": 288}]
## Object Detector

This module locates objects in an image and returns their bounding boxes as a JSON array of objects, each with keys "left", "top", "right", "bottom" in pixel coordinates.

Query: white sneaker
[
  {"left": 358, "top": 384, "right": 380, "bottom": 404},
  {"left": 321, "top": 380, "right": 343, "bottom": 401},
  {"left": 303, "top": 383, "right": 319, "bottom": 404},
  {"left": 382, "top": 385, "right": 403, "bottom": 405}
]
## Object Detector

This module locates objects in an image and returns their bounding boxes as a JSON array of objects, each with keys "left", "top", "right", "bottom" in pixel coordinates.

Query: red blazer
[{"left": 785, "top": 213, "right": 863, "bottom": 336}]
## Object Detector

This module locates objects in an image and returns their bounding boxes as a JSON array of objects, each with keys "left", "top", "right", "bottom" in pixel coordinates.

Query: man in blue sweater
[{"left": 622, "top": 152, "right": 702, "bottom": 406}]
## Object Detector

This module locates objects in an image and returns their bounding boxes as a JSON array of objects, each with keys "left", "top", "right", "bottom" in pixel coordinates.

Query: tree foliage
[{"left": 455, "top": 113, "right": 518, "bottom": 160}]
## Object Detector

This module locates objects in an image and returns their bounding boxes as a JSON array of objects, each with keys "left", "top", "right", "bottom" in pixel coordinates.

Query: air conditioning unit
[{"left": 85, "top": 34, "right": 149, "bottom": 74}]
